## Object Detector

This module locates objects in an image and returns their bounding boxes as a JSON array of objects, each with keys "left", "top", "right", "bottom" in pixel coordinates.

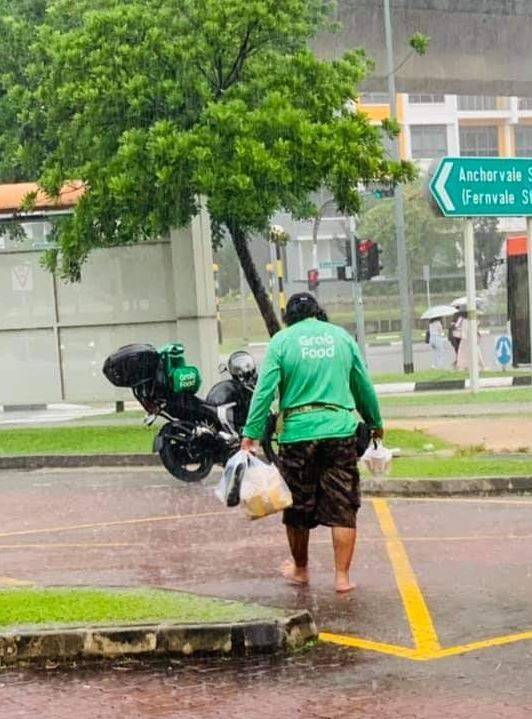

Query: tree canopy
[{"left": 1, "top": 0, "right": 415, "bottom": 334}]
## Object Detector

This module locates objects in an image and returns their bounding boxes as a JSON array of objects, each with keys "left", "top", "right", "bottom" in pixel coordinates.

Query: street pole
[
  {"left": 527, "top": 217, "right": 532, "bottom": 366},
  {"left": 464, "top": 220, "right": 480, "bottom": 393},
  {"left": 348, "top": 216, "right": 367, "bottom": 364},
  {"left": 383, "top": 0, "right": 414, "bottom": 374}
]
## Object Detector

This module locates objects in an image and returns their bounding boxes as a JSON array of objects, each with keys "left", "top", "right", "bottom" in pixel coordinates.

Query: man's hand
[
  {"left": 240, "top": 437, "right": 259, "bottom": 454},
  {"left": 372, "top": 428, "right": 384, "bottom": 441}
]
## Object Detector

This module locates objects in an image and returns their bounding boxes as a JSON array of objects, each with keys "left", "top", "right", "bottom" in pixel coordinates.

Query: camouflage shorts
[{"left": 279, "top": 436, "right": 360, "bottom": 530}]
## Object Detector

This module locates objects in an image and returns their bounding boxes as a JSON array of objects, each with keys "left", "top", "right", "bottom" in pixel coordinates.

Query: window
[
  {"left": 518, "top": 97, "right": 532, "bottom": 110},
  {"left": 515, "top": 126, "right": 532, "bottom": 156},
  {"left": 457, "top": 95, "right": 498, "bottom": 111},
  {"left": 409, "top": 125, "right": 448, "bottom": 159},
  {"left": 359, "top": 92, "right": 389, "bottom": 105},
  {"left": 408, "top": 94, "right": 445, "bottom": 104},
  {"left": 459, "top": 126, "right": 498, "bottom": 156}
]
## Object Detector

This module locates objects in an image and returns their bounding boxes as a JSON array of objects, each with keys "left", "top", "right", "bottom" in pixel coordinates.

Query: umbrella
[
  {"left": 451, "top": 296, "right": 484, "bottom": 308},
  {"left": 420, "top": 305, "right": 457, "bottom": 320}
]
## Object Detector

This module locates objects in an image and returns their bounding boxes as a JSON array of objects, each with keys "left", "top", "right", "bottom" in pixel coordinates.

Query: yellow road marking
[
  {"left": 320, "top": 631, "right": 532, "bottom": 662},
  {"left": 428, "top": 631, "right": 532, "bottom": 660},
  {"left": 372, "top": 498, "right": 441, "bottom": 655},
  {"left": 0, "top": 542, "right": 143, "bottom": 550},
  {"left": 0, "top": 509, "right": 231, "bottom": 540},
  {"left": 0, "top": 576, "right": 34, "bottom": 586},
  {"left": 321, "top": 498, "right": 532, "bottom": 661},
  {"left": 319, "top": 632, "right": 418, "bottom": 660}
]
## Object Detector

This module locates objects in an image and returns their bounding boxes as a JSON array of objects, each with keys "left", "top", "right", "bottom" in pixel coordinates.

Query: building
[
  {"left": 0, "top": 183, "right": 219, "bottom": 406},
  {"left": 280, "top": 93, "right": 531, "bottom": 301}
]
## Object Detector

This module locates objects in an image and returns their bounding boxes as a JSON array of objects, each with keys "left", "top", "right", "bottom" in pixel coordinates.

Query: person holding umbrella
[
  {"left": 428, "top": 316, "right": 446, "bottom": 368},
  {"left": 421, "top": 305, "right": 456, "bottom": 369}
]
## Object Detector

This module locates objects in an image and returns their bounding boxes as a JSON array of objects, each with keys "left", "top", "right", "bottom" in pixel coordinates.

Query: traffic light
[
  {"left": 367, "top": 241, "right": 383, "bottom": 279},
  {"left": 356, "top": 240, "right": 371, "bottom": 281},
  {"left": 356, "top": 240, "right": 382, "bottom": 281},
  {"left": 307, "top": 268, "right": 320, "bottom": 291}
]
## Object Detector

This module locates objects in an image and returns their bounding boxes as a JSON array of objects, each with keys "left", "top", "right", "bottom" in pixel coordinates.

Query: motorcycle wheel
[
  {"left": 261, "top": 413, "right": 280, "bottom": 466},
  {"left": 159, "top": 438, "right": 214, "bottom": 482}
]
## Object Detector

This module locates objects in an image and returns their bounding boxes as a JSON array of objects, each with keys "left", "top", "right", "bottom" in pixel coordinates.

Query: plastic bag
[
  {"left": 240, "top": 455, "right": 293, "bottom": 520},
  {"left": 362, "top": 440, "right": 393, "bottom": 477},
  {"left": 215, "top": 450, "right": 248, "bottom": 507}
]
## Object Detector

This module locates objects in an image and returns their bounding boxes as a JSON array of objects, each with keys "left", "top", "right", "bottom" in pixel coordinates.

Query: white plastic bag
[
  {"left": 362, "top": 440, "right": 393, "bottom": 477},
  {"left": 215, "top": 450, "right": 248, "bottom": 507},
  {"left": 240, "top": 455, "right": 293, "bottom": 520}
]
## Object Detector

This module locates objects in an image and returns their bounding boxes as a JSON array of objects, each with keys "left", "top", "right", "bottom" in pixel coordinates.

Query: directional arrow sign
[
  {"left": 495, "top": 335, "right": 513, "bottom": 367},
  {"left": 430, "top": 157, "right": 532, "bottom": 217}
]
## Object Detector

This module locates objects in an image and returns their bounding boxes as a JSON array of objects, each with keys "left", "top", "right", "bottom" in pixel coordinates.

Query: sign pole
[
  {"left": 348, "top": 216, "right": 367, "bottom": 364},
  {"left": 526, "top": 217, "right": 532, "bottom": 365},
  {"left": 464, "top": 220, "right": 480, "bottom": 393}
]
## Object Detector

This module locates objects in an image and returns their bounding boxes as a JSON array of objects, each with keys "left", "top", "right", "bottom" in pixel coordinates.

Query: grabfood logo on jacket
[{"left": 299, "top": 333, "right": 335, "bottom": 359}]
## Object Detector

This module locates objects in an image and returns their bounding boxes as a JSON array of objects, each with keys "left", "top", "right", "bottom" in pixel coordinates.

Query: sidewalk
[{"left": 375, "top": 374, "right": 532, "bottom": 395}]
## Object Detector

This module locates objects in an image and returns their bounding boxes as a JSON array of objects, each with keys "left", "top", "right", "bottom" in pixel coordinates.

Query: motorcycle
[{"left": 103, "top": 343, "right": 278, "bottom": 482}]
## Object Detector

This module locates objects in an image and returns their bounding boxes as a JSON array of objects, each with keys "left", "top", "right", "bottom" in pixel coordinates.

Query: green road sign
[
  {"left": 319, "top": 260, "right": 345, "bottom": 269},
  {"left": 430, "top": 157, "right": 532, "bottom": 217}
]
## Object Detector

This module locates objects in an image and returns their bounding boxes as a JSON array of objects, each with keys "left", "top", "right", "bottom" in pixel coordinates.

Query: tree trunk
[{"left": 229, "top": 225, "right": 281, "bottom": 337}]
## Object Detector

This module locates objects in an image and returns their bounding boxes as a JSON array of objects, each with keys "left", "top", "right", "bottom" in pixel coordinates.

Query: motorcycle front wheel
[{"left": 158, "top": 436, "right": 214, "bottom": 482}]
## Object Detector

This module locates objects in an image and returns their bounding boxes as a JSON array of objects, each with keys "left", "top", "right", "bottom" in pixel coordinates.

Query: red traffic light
[{"left": 307, "top": 268, "right": 320, "bottom": 291}]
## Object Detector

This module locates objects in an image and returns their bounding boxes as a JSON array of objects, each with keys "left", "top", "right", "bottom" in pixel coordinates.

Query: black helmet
[
  {"left": 227, "top": 351, "right": 257, "bottom": 388},
  {"left": 284, "top": 292, "right": 328, "bottom": 326}
]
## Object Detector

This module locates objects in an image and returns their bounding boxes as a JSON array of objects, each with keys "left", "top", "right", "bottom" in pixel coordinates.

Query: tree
[
  {"left": 474, "top": 217, "right": 504, "bottom": 290},
  {"left": 357, "top": 181, "right": 463, "bottom": 279},
  {"left": 0, "top": 0, "right": 48, "bottom": 181},
  {"left": 2, "top": 0, "right": 415, "bottom": 335}
]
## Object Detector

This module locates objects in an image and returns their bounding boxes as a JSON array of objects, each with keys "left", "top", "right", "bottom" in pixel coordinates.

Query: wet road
[{"left": 1, "top": 467, "right": 531, "bottom": 717}]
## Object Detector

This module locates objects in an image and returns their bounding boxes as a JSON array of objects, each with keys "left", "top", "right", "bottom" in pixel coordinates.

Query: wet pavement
[{"left": 1, "top": 466, "right": 531, "bottom": 717}]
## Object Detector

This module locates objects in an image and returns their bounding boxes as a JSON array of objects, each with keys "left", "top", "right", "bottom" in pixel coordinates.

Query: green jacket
[{"left": 243, "top": 318, "right": 383, "bottom": 444}]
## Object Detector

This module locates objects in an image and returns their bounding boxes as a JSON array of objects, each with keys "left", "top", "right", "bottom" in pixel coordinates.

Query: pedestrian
[
  {"left": 428, "top": 316, "right": 446, "bottom": 369},
  {"left": 240, "top": 292, "right": 383, "bottom": 593},
  {"left": 456, "top": 314, "right": 487, "bottom": 371},
  {"left": 448, "top": 311, "right": 462, "bottom": 367}
]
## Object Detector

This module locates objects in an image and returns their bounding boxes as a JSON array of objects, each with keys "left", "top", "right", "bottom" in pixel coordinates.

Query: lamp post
[{"left": 383, "top": 0, "right": 415, "bottom": 374}]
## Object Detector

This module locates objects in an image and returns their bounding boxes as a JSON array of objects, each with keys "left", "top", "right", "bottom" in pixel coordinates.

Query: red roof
[{"left": 0, "top": 181, "right": 84, "bottom": 215}]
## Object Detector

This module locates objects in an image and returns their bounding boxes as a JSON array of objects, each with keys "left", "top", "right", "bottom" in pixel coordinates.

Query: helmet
[{"left": 227, "top": 351, "right": 257, "bottom": 388}]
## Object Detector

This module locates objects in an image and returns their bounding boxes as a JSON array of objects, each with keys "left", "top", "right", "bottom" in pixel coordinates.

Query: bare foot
[
  {"left": 281, "top": 560, "right": 309, "bottom": 586},
  {"left": 335, "top": 572, "right": 355, "bottom": 593}
]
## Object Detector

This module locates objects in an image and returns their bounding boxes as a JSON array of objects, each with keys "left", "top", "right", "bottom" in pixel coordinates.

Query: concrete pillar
[{"left": 170, "top": 203, "right": 219, "bottom": 395}]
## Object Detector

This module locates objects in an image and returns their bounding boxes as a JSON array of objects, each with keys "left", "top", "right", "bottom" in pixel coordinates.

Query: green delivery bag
[{"left": 158, "top": 343, "right": 202, "bottom": 395}]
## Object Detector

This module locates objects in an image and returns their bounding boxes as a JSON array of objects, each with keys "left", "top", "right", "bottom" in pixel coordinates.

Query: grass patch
[
  {"left": 380, "top": 455, "right": 532, "bottom": 479},
  {"left": 0, "top": 588, "right": 281, "bottom": 629},
  {"left": 0, "top": 425, "right": 158, "bottom": 456},
  {"left": 380, "top": 387, "right": 532, "bottom": 410},
  {"left": 384, "top": 428, "right": 451, "bottom": 453},
  {"left": 0, "top": 424, "right": 449, "bottom": 458}
]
